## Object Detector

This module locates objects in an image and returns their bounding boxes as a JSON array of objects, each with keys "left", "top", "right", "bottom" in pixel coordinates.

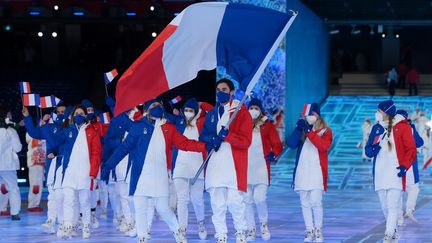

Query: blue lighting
[
  {"left": 73, "top": 11, "right": 84, "bottom": 16},
  {"left": 126, "top": 12, "right": 136, "bottom": 16},
  {"left": 29, "top": 11, "right": 40, "bottom": 16},
  {"left": 17, "top": 179, "right": 27, "bottom": 183},
  {"left": 174, "top": 13, "right": 179, "bottom": 16}
]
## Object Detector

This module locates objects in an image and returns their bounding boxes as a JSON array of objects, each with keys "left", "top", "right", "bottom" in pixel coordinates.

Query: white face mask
[
  {"left": 249, "top": 109, "right": 260, "bottom": 119},
  {"left": 306, "top": 115, "right": 317, "bottom": 125},
  {"left": 375, "top": 112, "right": 383, "bottom": 123},
  {"left": 184, "top": 111, "right": 195, "bottom": 120}
]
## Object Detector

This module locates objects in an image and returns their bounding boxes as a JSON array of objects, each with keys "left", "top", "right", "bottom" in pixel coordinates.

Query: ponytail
[{"left": 387, "top": 115, "right": 394, "bottom": 150}]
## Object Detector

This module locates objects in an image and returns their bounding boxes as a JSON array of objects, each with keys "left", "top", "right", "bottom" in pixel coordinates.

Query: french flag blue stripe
[{"left": 216, "top": 4, "right": 293, "bottom": 91}]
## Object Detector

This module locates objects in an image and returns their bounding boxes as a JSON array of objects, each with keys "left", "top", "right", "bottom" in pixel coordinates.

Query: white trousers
[
  {"left": 133, "top": 196, "right": 179, "bottom": 238},
  {"left": 63, "top": 188, "right": 90, "bottom": 227},
  {"left": 27, "top": 165, "right": 44, "bottom": 208},
  {"left": 245, "top": 184, "right": 268, "bottom": 229},
  {"left": 47, "top": 185, "right": 57, "bottom": 222},
  {"left": 0, "top": 192, "right": 8, "bottom": 212},
  {"left": 0, "top": 171, "right": 21, "bottom": 215},
  {"left": 90, "top": 180, "right": 98, "bottom": 209},
  {"left": 208, "top": 187, "right": 247, "bottom": 238},
  {"left": 54, "top": 188, "right": 64, "bottom": 224},
  {"left": 299, "top": 190, "right": 323, "bottom": 230},
  {"left": 108, "top": 183, "right": 122, "bottom": 219},
  {"left": 399, "top": 183, "right": 420, "bottom": 218},
  {"left": 99, "top": 181, "right": 108, "bottom": 211},
  {"left": 169, "top": 179, "right": 177, "bottom": 211},
  {"left": 174, "top": 178, "right": 205, "bottom": 229},
  {"left": 377, "top": 189, "right": 402, "bottom": 234},
  {"left": 115, "top": 181, "right": 134, "bottom": 222}
]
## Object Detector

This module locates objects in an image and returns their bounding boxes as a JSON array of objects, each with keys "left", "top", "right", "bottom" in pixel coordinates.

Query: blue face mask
[
  {"left": 86, "top": 113, "right": 95, "bottom": 120},
  {"left": 216, "top": 91, "right": 231, "bottom": 104},
  {"left": 54, "top": 114, "right": 66, "bottom": 125},
  {"left": 149, "top": 105, "right": 163, "bottom": 119},
  {"left": 74, "top": 115, "right": 86, "bottom": 126}
]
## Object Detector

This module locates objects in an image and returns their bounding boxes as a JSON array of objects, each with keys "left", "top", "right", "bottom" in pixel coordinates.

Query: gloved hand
[
  {"left": 205, "top": 142, "right": 213, "bottom": 152},
  {"left": 101, "top": 166, "right": 111, "bottom": 184},
  {"left": 373, "top": 125, "right": 385, "bottom": 136},
  {"left": 372, "top": 143, "right": 381, "bottom": 152},
  {"left": 397, "top": 165, "right": 407, "bottom": 177},
  {"left": 211, "top": 135, "right": 223, "bottom": 152},
  {"left": 266, "top": 152, "right": 276, "bottom": 163},
  {"left": 296, "top": 119, "right": 306, "bottom": 130},
  {"left": 105, "top": 96, "right": 116, "bottom": 107},
  {"left": 218, "top": 126, "right": 229, "bottom": 140},
  {"left": 303, "top": 123, "right": 313, "bottom": 133}
]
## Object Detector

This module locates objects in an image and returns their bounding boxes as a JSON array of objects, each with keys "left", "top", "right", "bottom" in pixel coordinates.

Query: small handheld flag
[
  {"left": 169, "top": 96, "right": 182, "bottom": 105},
  {"left": 301, "top": 104, "right": 312, "bottom": 117},
  {"left": 23, "top": 93, "right": 40, "bottom": 107},
  {"left": 19, "top": 82, "right": 31, "bottom": 94},
  {"left": 53, "top": 96, "right": 62, "bottom": 106},
  {"left": 100, "top": 112, "right": 111, "bottom": 124},
  {"left": 104, "top": 69, "right": 118, "bottom": 85},
  {"left": 39, "top": 96, "right": 54, "bottom": 108}
]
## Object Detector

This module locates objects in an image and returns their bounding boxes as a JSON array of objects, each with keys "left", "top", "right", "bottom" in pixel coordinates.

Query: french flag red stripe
[
  {"left": 302, "top": 104, "right": 311, "bottom": 117},
  {"left": 114, "top": 24, "right": 177, "bottom": 116}
]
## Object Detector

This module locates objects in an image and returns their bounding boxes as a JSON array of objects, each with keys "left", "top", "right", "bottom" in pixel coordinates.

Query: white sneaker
[
  {"left": 114, "top": 216, "right": 123, "bottom": 230},
  {"left": 216, "top": 235, "right": 228, "bottom": 243},
  {"left": 246, "top": 228, "right": 256, "bottom": 241},
  {"left": 391, "top": 230, "right": 399, "bottom": 243},
  {"left": 138, "top": 236, "right": 150, "bottom": 243},
  {"left": 62, "top": 225, "right": 74, "bottom": 239},
  {"left": 125, "top": 222, "right": 137, "bottom": 237},
  {"left": 315, "top": 228, "right": 324, "bottom": 242},
  {"left": 41, "top": 219, "right": 56, "bottom": 234},
  {"left": 404, "top": 210, "right": 419, "bottom": 223},
  {"left": 71, "top": 224, "right": 78, "bottom": 237},
  {"left": 119, "top": 220, "right": 129, "bottom": 232},
  {"left": 260, "top": 223, "right": 271, "bottom": 241},
  {"left": 198, "top": 221, "right": 207, "bottom": 240},
  {"left": 82, "top": 225, "right": 91, "bottom": 239},
  {"left": 56, "top": 224, "right": 66, "bottom": 238},
  {"left": 173, "top": 229, "right": 188, "bottom": 243},
  {"left": 304, "top": 229, "right": 315, "bottom": 242},
  {"left": 236, "top": 231, "right": 247, "bottom": 243},
  {"left": 91, "top": 212, "right": 99, "bottom": 228},
  {"left": 383, "top": 232, "right": 392, "bottom": 243}
]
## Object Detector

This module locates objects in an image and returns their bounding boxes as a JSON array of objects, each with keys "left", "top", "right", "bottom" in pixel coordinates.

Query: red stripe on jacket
[
  {"left": 259, "top": 121, "right": 283, "bottom": 185},
  {"left": 224, "top": 106, "right": 253, "bottom": 192},
  {"left": 84, "top": 126, "right": 102, "bottom": 178},
  {"left": 392, "top": 120, "right": 417, "bottom": 191},
  {"left": 305, "top": 127, "right": 333, "bottom": 192}
]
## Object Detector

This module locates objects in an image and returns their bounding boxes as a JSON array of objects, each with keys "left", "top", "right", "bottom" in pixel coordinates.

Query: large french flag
[
  {"left": 23, "top": 94, "right": 40, "bottom": 107},
  {"left": 114, "top": 2, "right": 296, "bottom": 115}
]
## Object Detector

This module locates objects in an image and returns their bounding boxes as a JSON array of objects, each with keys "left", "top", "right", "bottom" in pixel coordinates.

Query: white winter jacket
[{"left": 0, "top": 127, "right": 22, "bottom": 171}]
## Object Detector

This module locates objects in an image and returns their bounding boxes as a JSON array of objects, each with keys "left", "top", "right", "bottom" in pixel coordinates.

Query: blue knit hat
[
  {"left": 144, "top": 98, "right": 162, "bottom": 111},
  {"left": 396, "top": 109, "right": 408, "bottom": 119},
  {"left": 183, "top": 98, "right": 199, "bottom": 112},
  {"left": 82, "top": 99, "right": 93, "bottom": 109},
  {"left": 248, "top": 98, "right": 263, "bottom": 111},
  {"left": 378, "top": 100, "right": 396, "bottom": 116}
]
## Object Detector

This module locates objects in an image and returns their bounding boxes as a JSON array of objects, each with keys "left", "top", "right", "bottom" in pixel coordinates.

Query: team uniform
[
  {"left": 365, "top": 101, "right": 416, "bottom": 242},
  {"left": 26, "top": 133, "right": 46, "bottom": 212},
  {"left": 103, "top": 102, "right": 206, "bottom": 243}
]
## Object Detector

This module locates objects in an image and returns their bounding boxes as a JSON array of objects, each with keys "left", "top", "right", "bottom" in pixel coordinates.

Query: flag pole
[
  {"left": 104, "top": 84, "right": 109, "bottom": 97},
  {"left": 191, "top": 11, "right": 298, "bottom": 185}
]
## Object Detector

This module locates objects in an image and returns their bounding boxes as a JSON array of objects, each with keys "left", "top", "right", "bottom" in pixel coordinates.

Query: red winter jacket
[
  {"left": 393, "top": 120, "right": 417, "bottom": 190},
  {"left": 305, "top": 127, "right": 333, "bottom": 191},
  {"left": 258, "top": 121, "right": 283, "bottom": 184}
]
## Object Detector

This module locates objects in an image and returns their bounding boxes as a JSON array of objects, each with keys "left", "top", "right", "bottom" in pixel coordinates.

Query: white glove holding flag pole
[{"left": 191, "top": 11, "right": 297, "bottom": 185}]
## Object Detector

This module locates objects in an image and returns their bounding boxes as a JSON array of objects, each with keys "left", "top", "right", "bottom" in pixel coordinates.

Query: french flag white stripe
[{"left": 163, "top": 2, "right": 227, "bottom": 89}]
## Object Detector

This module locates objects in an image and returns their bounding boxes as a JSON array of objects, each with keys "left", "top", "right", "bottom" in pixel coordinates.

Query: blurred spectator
[
  {"left": 397, "top": 62, "right": 409, "bottom": 89},
  {"left": 406, "top": 67, "right": 419, "bottom": 96},
  {"left": 387, "top": 67, "right": 398, "bottom": 97}
]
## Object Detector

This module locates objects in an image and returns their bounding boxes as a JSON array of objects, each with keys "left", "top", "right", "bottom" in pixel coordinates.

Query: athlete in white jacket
[{"left": 0, "top": 105, "right": 23, "bottom": 220}]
